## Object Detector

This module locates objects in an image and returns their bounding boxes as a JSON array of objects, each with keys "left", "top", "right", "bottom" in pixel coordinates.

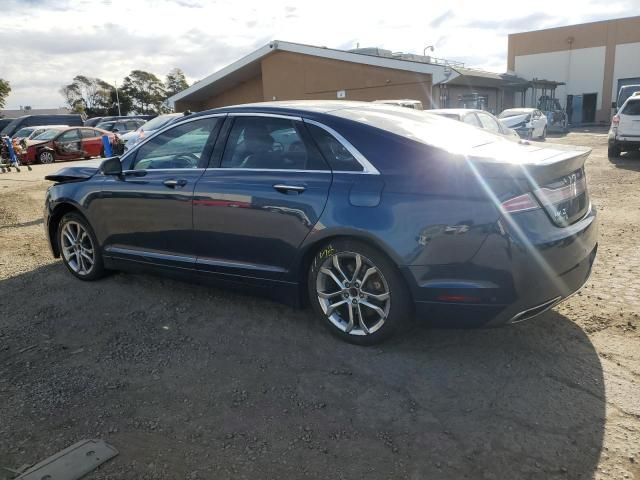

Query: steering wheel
[{"left": 172, "top": 152, "right": 199, "bottom": 168}]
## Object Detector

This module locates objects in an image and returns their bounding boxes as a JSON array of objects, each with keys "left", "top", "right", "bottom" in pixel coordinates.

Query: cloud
[
  {"left": 0, "top": 0, "right": 636, "bottom": 108},
  {"left": 430, "top": 10, "right": 453, "bottom": 28}
]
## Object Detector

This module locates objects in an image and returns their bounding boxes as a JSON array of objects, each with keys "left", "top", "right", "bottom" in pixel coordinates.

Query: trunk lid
[{"left": 468, "top": 141, "right": 591, "bottom": 226}]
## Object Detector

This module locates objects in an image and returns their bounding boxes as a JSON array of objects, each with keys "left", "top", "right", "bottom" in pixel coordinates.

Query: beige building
[
  {"left": 508, "top": 15, "right": 640, "bottom": 123},
  {"left": 171, "top": 41, "right": 528, "bottom": 115}
]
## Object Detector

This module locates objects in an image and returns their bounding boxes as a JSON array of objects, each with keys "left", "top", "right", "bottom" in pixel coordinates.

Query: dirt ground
[{"left": 0, "top": 130, "right": 639, "bottom": 480}]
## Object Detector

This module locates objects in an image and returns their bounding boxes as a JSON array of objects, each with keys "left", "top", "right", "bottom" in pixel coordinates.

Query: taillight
[
  {"left": 501, "top": 192, "right": 540, "bottom": 213},
  {"left": 612, "top": 115, "right": 620, "bottom": 126},
  {"left": 138, "top": 130, "right": 145, "bottom": 139}
]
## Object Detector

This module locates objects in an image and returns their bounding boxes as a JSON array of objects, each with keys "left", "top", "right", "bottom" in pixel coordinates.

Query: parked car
[
  {"left": 12, "top": 124, "right": 68, "bottom": 142},
  {"left": 43, "top": 101, "right": 597, "bottom": 345},
  {"left": 1, "top": 114, "right": 84, "bottom": 137},
  {"left": 96, "top": 118, "right": 145, "bottom": 136},
  {"left": 608, "top": 92, "right": 640, "bottom": 157},
  {"left": 373, "top": 99, "right": 424, "bottom": 110},
  {"left": 615, "top": 85, "right": 640, "bottom": 112},
  {"left": 0, "top": 118, "right": 12, "bottom": 132},
  {"left": 119, "top": 113, "right": 183, "bottom": 150},
  {"left": 22, "top": 126, "right": 114, "bottom": 164},
  {"left": 498, "top": 108, "right": 548, "bottom": 139},
  {"left": 85, "top": 115, "right": 156, "bottom": 127},
  {"left": 429, "top": 108, "right": 520, "bottom": 140}
]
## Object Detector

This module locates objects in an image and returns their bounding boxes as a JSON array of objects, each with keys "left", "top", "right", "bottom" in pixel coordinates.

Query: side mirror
[
  {"left": 100, "top": 156, "right": 122, "bottom": 176},
  {"left": 112, "top": 128, "right": 120, "bottom": 133},
  {"left": 611, "top": 101, "right": 617, "bottom": 109}
]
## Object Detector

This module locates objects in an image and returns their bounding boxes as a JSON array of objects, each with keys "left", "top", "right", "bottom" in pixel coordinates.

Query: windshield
[
  {"left": 14, "top": 127, "right": 35, "bottom": 137},
  {"left": 141, "top": 114, "right": 181, "bottom": 131},
  {"left": 33, "top": 129, "right": 63, "bottom": 140},
  {"left": 498, "top": 109, "right": 531, "bottom": 118}
]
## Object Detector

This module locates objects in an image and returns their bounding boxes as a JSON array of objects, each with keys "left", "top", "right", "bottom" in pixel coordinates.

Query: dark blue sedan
[{"left": 43, "top": 101, "right": 597, "bottom": 344}]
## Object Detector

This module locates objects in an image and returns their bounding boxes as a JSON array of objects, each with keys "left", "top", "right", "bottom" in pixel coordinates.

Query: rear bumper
[
  {"left": 403, "top": 206, "right": 598, "bottom": 328},
  {"left": 610, "top": 136, "right": 640, "bottom": 149}
]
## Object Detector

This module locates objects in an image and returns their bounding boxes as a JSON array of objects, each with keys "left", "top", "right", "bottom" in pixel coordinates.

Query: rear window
[{"left": 622, "top": 100, "right": 640, "bottom": 115}]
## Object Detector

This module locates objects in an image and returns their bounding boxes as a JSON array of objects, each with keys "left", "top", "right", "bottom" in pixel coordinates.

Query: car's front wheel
[
  {"left": 308, "top": 239, "right": 411, "bottom": 345},
  {"left": 38, "top": 150, "right": 55, "bottom": 164},
  {"left": 58, "top": 212, "right": 105, "bottom": 281}
]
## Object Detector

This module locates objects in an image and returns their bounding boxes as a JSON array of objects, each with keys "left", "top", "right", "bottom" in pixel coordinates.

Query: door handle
[
  {"left": 163, "top": 178, "right": 188, "bottom": 188},
  {"left": 273, "top": 184, "right": 305, "bottom": 194}
]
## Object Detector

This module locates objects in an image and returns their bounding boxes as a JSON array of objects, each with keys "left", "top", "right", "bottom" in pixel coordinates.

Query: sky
[{"left": 1, "top": 0, "right": 638, "bottom": 109}]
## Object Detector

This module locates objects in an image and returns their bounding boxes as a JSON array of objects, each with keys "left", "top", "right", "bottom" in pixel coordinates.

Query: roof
[
  {"left": 0, "top": 108, "right": 73, "bottom": 119},
  {"left": 445, "top": 67, "right": 530, "bottom": 88},
  {"left": 169, "top": 40, "right": 457, "bottom": 105}
]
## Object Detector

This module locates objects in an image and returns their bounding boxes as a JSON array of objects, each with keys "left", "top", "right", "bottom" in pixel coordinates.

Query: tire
[
  {"left": 608, "top": 144, "right": 621, "bottom": 158},
  {"left": 38, "top": 150, "right": 55, "bottom": 164},
  {"left": 540, "top": 126, "right": 547, "bottom": 140},
  {"left": 307, "top": 239, "right": 412, "bottom": 345},
  {"left": 57, "top": 212, "right": 105, "bottom": 281}
]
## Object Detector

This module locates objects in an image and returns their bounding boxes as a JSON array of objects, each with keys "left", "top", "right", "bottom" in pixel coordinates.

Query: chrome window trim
[
  {"left": 120, "top": 168, "right": 206, "bottom": 174},
  {"left": 228, "top": 112, "right": 303, "bottom": 121},
  {"left": 119, "top": 113, "right": 228, "bottom": 165},
  {"left": 209, "top": 168, "right": 331, "bottom": 174},
  {"left": 303, "top": 119, "right": 380, "bottom": 175}
]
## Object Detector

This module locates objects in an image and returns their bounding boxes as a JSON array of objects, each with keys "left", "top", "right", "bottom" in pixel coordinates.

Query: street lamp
[{"left": 114, "top": 80, "right": 122, "bottom": 116}]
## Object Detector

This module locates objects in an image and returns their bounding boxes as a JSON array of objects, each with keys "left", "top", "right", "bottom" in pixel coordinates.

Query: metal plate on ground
[{"left": 16, "top": 439, "right": 118, "bottom": 480}]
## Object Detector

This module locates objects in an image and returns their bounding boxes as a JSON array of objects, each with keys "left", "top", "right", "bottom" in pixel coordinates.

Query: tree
[
  {"left": 107, "top": 88, "right": 132, "bottom": 116},
  {"left": 0, "top": 79, "right": 11, "bottom": 110},
  {"left": 60, "top": 75, "right": 112, "bottom": 116},
  {"left": 122, "top": 70, "right": 167, "bottom": 115},
  {"left": 165, "top": 68, "right": 189, "bottom": 100}
]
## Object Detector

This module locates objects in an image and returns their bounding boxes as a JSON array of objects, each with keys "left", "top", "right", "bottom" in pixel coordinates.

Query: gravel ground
[{"left": 0, "top": 130, "right": 639, "bottom": 480}]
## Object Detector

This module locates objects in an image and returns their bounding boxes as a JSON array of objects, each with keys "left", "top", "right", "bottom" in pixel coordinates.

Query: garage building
[
  {"left": 509, "top": 15, "right": 640, "bottom": 123},
  {"left": 170, "top": 41, "right": 528, "bottom": 115}
]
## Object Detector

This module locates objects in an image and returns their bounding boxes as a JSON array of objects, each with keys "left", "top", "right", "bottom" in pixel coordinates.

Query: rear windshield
[
  {"left": 332, "top": 106, "right": 500, "bottom": 152},
  {"left": 498, "top": 109, "right": 531, "bottom": 119},
  {"left": 622, "top": 99, "right": 640, "bottom": 115}
]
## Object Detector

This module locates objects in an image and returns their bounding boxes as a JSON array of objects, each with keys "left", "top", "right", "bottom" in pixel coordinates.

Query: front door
[
  {"left": 94, "top": 116, "right": 223, "bottom": 268},
  {"left": 192, "top": 115, "right": 332, "bottom": 280},
  {"left": 54, "top": 129, "right": 83, "bottom": 160}
]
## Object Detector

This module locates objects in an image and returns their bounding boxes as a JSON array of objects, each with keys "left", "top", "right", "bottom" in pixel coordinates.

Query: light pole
[
  {"left": 423, "top": 45, "right": 434, "bottom": 56},
  {"left": 114, "top": 80, "right": 122, "bottom": 116}
]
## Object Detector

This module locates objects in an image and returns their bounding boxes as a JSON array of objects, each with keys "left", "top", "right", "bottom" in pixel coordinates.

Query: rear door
[
  {"left": 79, "top": 128, "right": 103, "bottom": 157},
  {"left": 192, "top": 114, "right": 332, "bottom": 280},
  {"left": 54, "top": 129, "right": 83, "bottom": 160}
]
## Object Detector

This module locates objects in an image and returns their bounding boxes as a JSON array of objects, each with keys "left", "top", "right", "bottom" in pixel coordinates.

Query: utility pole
[{"left": 114, "top": 80, "right": 122, "bottom": 116}]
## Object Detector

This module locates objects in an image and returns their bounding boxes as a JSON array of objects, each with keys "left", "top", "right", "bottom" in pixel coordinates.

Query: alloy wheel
[
  {"left": 60, "top": 221, "right": 95, "bottom": 275},
  {"left": 40, "top": 151, "right": 54, "bottom": 164},
  {"left": 316, "top": 252, "right": 391, "bottom": 336}
]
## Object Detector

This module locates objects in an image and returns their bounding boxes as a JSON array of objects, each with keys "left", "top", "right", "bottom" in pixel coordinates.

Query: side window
[
  {"left": 131, "top": 118, "right": 219, "bottom": 170},
  {"left": 305, "top": 123, "right": 363, "bottom": 172},
  {"left": 462, "top": 114, "right": 481, "bottom": 128},
  {"left": 58, "top": 129, "right": 80, "bottom": 142},
  {"left": 93, "top": 129, "right": 105, "bottom": 137},
  {"left": 220, "top": 117, "right": 327, "bottom": 171},
  {"left": 476, "top": 113, "right": 501, "bottom": 134},
  {"left": 80, "top": 129, "right": 96, "bottom": 138},
  {"left": 126, "top": 121, "right": 139, "bottom": 131}
]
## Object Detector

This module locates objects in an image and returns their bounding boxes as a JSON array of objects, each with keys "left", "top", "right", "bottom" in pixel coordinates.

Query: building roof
[
  {"left": 169, "top": 40, "right": 459, "bottom": 105},
  {"left": 0, "top": 107, "right": 72, "bottom": 119}
]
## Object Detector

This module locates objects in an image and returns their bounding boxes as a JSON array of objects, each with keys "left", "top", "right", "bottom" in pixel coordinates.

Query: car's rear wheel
[
  {"left": 58, "top": 213, "right": 105, "bottom": 281},
  {"left": 308, "top": 239, "right": 411, "bottom": 345},
  {"left": 38, "top": 150, "right": 55, "bottom": 164},
  {"left": 608, "top": 144, "right": 621, "bottom": 158}
]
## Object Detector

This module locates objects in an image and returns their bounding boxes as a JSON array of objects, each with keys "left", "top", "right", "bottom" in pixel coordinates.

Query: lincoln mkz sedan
[{"left": 44, "top": 101, "right": 597, "bottom": 344}]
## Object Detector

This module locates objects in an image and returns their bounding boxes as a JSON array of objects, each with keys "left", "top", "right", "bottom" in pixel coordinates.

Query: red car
[{"left": 22, "top": 127, "right": 116, "bottom": 164}]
